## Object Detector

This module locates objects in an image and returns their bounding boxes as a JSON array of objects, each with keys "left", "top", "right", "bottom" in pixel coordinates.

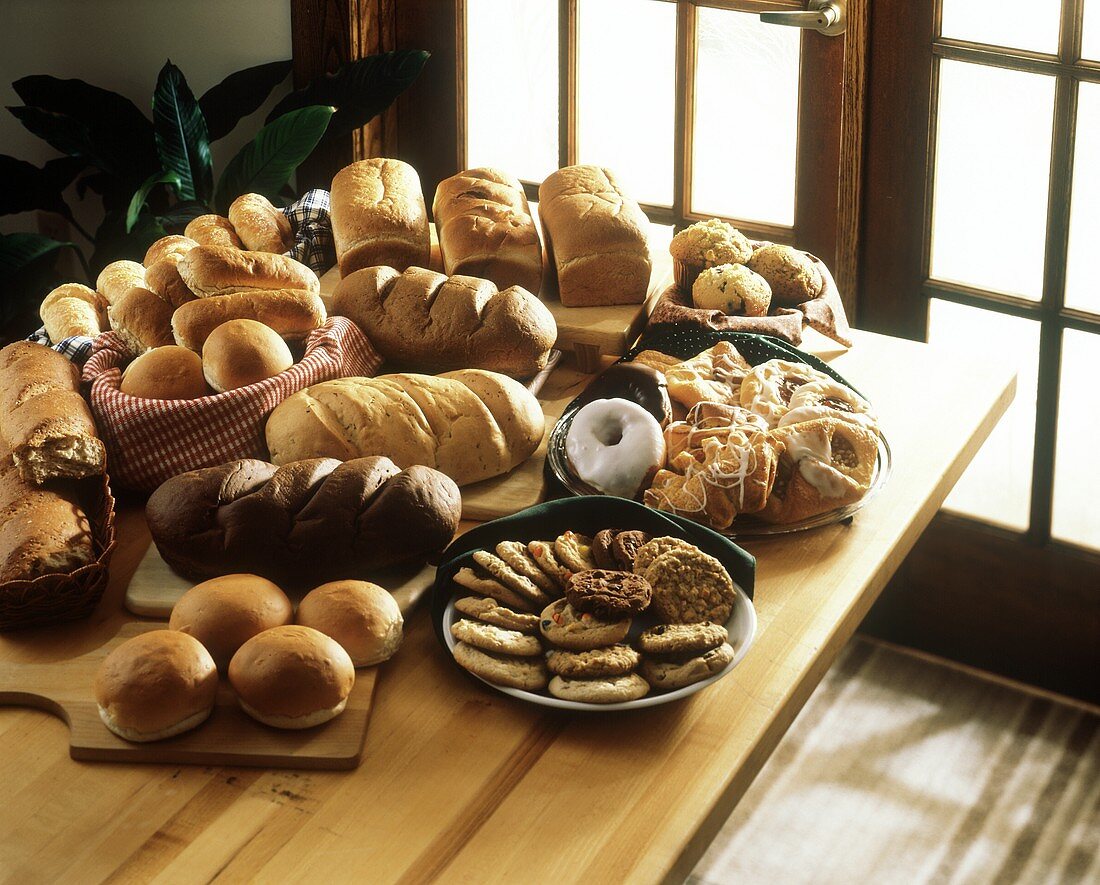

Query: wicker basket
[{"left": 0, "top": 472, "right": 117, "bottom": 631}]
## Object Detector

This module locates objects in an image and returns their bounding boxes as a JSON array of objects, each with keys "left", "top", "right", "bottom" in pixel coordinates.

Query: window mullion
[
  {"left": 559, "top": 0, "right": 577, "bottom": 167},
  {"left": 673, "top": 0, "right": 696, "bottom": 229}
]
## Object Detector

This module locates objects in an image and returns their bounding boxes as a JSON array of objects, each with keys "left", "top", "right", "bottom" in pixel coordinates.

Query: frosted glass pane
[
  {"left": 929, "top": 299, "right": 1040, "bottom": 531},
  {"left": 1064, "top": 83, "right": 1100, "bottom": 314},
  {"left": 691, "top": 7, "right": 799, "bottom": 226},
  {"left": 940, "top": 0, "right": 1060, "bottom": 54},
  {"left": 466, "top": 0, "right": 558, "bottom": 183},
  {"left": 1052, "top": 330, "right": 1100, "bottom": 550},
  {"left": 577, "top": 0, "right": 675, "bottom": 206},
  {"left": 930, "top": 62, "right": 1053, "bottom": 300},
  {"left": 1083, "top": 2, "right": 1100, "bottom": 61}
]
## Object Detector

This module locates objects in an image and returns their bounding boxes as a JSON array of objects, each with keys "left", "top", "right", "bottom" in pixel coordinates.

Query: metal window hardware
[{"left": 759, "top": 0, "right": 846, "bottom": 36}]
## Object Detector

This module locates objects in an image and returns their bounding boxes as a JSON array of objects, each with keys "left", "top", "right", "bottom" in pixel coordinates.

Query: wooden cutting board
[
  {"left": 317, "top": 213, "right": 672, "bottom": 372},
  {"left": 0, "top": 620, "right": 375, "bottom": 770}
]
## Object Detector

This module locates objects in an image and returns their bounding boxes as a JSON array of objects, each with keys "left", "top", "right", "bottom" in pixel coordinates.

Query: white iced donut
[{"left": 566, "top": 398, "right": 666, "bottom": 498}]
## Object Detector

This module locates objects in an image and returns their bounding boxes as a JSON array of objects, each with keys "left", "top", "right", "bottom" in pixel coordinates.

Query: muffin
[
  {"left": 692, "top": 264, "right": 772, "bottom": 317},
  {"left": 669, "top": 219, "right": 753, "bottom": 294},
  {"left": 746, "top": 244, "right": 823, "bottom": 307}
]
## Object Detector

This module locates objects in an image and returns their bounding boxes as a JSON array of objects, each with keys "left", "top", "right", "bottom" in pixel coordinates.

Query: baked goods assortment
[
  {"left": 557, "top": 337, "right": 883, "bottom": 532},
  {"left": 332, "top": 265, "right": 556, "bottom": 378},
  {"left": 446, "top": 529, "right": 741, "bottom": 705}
]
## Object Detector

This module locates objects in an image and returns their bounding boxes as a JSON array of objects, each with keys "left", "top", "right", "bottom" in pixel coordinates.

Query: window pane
[
  {"left": 930, "top": 62, "right": 1053, "bottom": 300},
  {"left": 577, "top": 0, "right": 675, "bottom": 206},
  {"left": 466, "top": 0, "right": 558, "bottom": 183},
  {"left": 691, "top": 7, "right": 799, "bottom": 227},
  {"left": 940, "top": 0, "right": 1060, "bottom": 54},
  {"left": 1084, "top": 1, "right": 1100, "bottom": 61},
  {"left": 1052, "top": 330, "right": 1100, "bottom": 550},
  {"left": 1064, "top": 83, "right": 1100, "bottom": 314},
  {"left": 928, "top": 299, "right": 1040, "bottom": 531}
]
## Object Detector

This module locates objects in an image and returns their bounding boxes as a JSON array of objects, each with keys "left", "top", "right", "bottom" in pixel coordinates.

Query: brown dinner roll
[
  {"left": 229, "top": 193, "right": 294, "bottom": 253},
  {"left": 120, "top": 345, "right": 209, "bottom": 400},
  {"left": 94, "top": 630, "right": 218, "bottom": 742},
  {"left": 107, "top": 285, "right": 175, "bottom": 355},
  {"left": 296, "top": 580, "right": 403, "bottom": 667},
  {"left": 202, "top": 318, "right": 294, "bottom": 392},
  {"left": 96, "top": 260, "right": 146, "bottom": 306},
  {"left": 169, "top": 573, "right": 294, "bottom": 670},
  {"left": 185, "top": 214, "right": 243, "bottom": 249},
  {"left": 229, "top": 625, "right": 355, "bottom": 729}
]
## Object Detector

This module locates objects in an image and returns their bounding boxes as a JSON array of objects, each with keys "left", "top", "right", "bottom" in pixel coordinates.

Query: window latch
[{"left": 759, "top": 0, "right": 846, "bottom": 37}]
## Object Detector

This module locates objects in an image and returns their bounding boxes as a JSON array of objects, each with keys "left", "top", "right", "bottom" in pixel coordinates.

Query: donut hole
[{"left": 595, "top": 425, "right": 625, "bottom": 447}]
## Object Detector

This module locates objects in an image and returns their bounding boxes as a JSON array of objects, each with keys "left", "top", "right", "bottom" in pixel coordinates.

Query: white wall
[{"left": 0, "top": 0, "right": 293, "bottom": 239}]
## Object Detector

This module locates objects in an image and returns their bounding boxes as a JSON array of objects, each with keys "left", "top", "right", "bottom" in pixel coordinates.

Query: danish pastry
[
  {"left": 739, "top": 359, "right": 836, "bottom": 427},
  {"left": 778, "top": 378, "right": 879, "bottom": 434},
  {"left": 665, "top": 341, "right": 752, "bottom": 409}
]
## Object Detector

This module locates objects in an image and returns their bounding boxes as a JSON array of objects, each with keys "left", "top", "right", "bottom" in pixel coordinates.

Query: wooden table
[{"left": 0, "top": 329, "right": 1015, "bottom": 884}]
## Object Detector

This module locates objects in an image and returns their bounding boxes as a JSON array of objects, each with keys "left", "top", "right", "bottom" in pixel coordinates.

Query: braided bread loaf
[{"left": 145, "top": 456, "right": 461, "bottom": 584}]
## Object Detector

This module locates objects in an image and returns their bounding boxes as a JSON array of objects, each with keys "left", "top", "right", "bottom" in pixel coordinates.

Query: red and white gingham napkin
[{"left": 82, "top": 316, "right": 382, "bottom": 492}]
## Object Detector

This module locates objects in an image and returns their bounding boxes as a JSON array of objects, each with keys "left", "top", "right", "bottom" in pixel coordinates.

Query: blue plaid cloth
[{"left": 29, "top": 189, "right": 336, "bottom": 362}]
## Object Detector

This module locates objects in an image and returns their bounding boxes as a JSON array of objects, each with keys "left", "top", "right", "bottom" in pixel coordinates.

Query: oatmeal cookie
[
  {"left": 547, "top": 673, "right": 650, "bottom": 704},
  {"left": 545, "top": 644, "right": 641, "bottom": 678},
  {"left": 453, "top": 642, "right": 549, "bottom": 691},
  {"left": 554, "top": 531, "right": 597, "bottom": 572},
  {"left": 641, "top": 643, "right": 735, "bottom": 691},
  {"left": 631, "top": 536, "right": 700, "bottom": 574},
  {"left": 565, "top": 569, "right": 652, "bottom": 618},
  {"left": 637, "top": 622, "right": 728, "bottom": 655},
  {"left": 643, "top": 549, "right": 736, "bottom": 624},
  {"left": 538, "top": 599, "right": 631, "bottom": 651},
  {"left": 454, "top": 596, "right": 541, "bottom": 634},
  {"left": 495, "top": 541, "right": 559, "bottom": 595},
  {"left": 450, "top": 619, "right": 544, "bottom": 657}
]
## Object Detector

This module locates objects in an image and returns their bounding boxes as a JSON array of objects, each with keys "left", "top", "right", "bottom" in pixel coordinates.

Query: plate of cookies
[
  {"left": 546, "top": 328, "right": 892, "bottom": 538},
  {"left": 431, "top": 496, "right": 757, "bottom": 710}
]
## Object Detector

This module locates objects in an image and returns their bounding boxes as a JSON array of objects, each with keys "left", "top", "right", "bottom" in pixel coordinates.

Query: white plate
[{"left": 442, "top": 585, "right": 757, "bottom": 711}]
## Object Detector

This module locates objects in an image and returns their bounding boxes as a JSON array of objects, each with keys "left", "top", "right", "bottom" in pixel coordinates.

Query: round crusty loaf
[
  {"left": 96, "top": 260, "right": 146, "bottom": 307},
  {"left": 201, "top": 318, "right": 294, "bottom": 392},
  {"left": 296, "top": 580, "right": 403, "bottom": 667},
  {"left": 178, "top": 245, "right": 320, "bottom": 298},
  {"left": 185, "top": 214, "right": 243, "bottom": 249},
  {"left": 171, "top": 288, "right": 326, "bottom": 351},
  {"left": 229, "top": 193, "right": 294, "bottom": 253},
  {"left": 120, "top": 345, "right": 208, "bottom": 400},
  {"left": 107, "top": 286, "right": 175, "bottom": 355},
  {"left": 39, "top": 283, "right": 105, "bottom": 342},
  {"left": 332, "top": 265, "right": 555, "bottom": 379}
]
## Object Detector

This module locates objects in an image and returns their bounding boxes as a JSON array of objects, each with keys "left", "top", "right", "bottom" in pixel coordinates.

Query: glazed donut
[
  {"left": 566, "top": 398, "right": 666, "bottom": 498},
  {"left": 778, "top": 379, "right": 878, "bottom": 433},
  {"left": 738, "top": 359, "right": 834, "bottom": 427}
]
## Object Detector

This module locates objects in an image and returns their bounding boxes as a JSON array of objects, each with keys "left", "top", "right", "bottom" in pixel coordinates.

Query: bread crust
[
  {"left": 185, "top": 214, "right": 243, "bottom": 249},
  {"left": 229, "top": 193, "right": 294, "bottom": 253},
  {"left": 95, "top": 261, "right": 146, "bottom": 307},
  {"left": 40, "top": 283, "right": 105, "bottom": 341},
  {"left": 171, "top": 288, "right": 326, "bottom": 351},
  {"left": 178, "top": 245, "right": 319, "bottom": 298},
  {"left": 107, "top": 286, "right": 175, "bottom": 355}
]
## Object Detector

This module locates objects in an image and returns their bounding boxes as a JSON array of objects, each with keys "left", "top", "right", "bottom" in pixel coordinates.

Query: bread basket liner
[
  {"left": 81, "top": 317, "right": 383, "bottom": 492},
  {"left": 429, "top": 496, "right": 756, "bottom": 671},
  {"left": 0, "top": 472, "right": 117, "bottom": 631},
  {"left": 654, "top": 244, "right": 853, "bottom": 348}
]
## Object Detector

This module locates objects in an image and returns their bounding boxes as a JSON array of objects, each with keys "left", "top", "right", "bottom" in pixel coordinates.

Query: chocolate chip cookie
[
  {"left": 495, "top": 541, "right": 559, "bottom": 595},
  {"left": 453, "top": 567, "right": 536, "bottom": 613},
  {"left": 554, "top": 531, "right": 597, "bottom": 572},
  {"left": 473, "top": 550, "right": 553, "bottom": 610},
  {"left": 450, "top": 619, "right": 544, "bottom": 657},
  {"left": 643, "top": 549, "right": 737, "bottom": 624},
  {"left": 454, "top": 596, "right": 541, "bottom": 634},
  {"left": 641, "top": 643, "right": 735, "bottom": 691},
  {"left": 548, "top": 673, "right": 650, "bottom": 704},
  {"left": 637, "top": 622, "right": 728, "bottom": 655},
  {"left": 538, "top": 599, "right": 630, "bottom": 651},
  {"left": 527, "top": 540, "right": 574, "bottom": 591},
  {"left": 546, "top": 644, "right": 641, "bottom": 678},
  {"left": 453, "top": 642, "right": 549, "bottom": 691},
  {"left": 591, "top": 528, "right": 622, "bottom": 569},
  {"left": 611, "top": 530, "right": 652, "bottom": 569},
  {"left": 565, "top": 569, "right": 652, "bottom": 618}
]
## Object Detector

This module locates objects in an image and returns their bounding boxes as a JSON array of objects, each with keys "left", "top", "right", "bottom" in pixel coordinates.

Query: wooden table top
[{"left": 0, "top": 328, "right": 1015, "bottom": 884}]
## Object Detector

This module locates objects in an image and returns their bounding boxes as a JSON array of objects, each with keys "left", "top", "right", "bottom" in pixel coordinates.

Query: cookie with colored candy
[
  {"left": 611, "top": 530, "right": 652, "bottom": 569},
  {"left": 453, "top": 567, "right": 536, "bottom": 613},
  {"left": 591, "top": 529, "right": 622, "bottom": 569},
  {"left": 538, "top": 599, "right": 630, "bottom": 651},
  {"left": 472, "top": 550, "right": 553, "bottom": 610},
  {"left": 546, "top": 644, "right": 641, "bottom": 678},
  {"left": 450, "top": 619, "right": 543, "bottom": 657},
  {"left": 641, "top": 643, "right": 735, "bottom": 691},
  {"left": 453, "top": 642, "right": 549, "bottom": 691},
  {"left": 631, "top": 536, "right": 700, "bottom": 575},
  {"left": 495, "top": 541, "right": 559, "bottom": 595},
  {"left": 565, "top": 569, "right": 652, "bottom": 618},
  {"left": 548, "top": 673, "right": 650, "bottom": 704},
  {"left": 527, "top": 540, "right": 574, "bottom": 591},
  {"left": 643, "top": 548, "right": 736, "bottom": 624},
  {"left": 637, "top": 622, "right": 728, "bottom": 656},
  {"left": 554, "top": 531, "right": 597, "bottom": 572},
  {"left": 454, "top": 596, "right": 541, "bottom": 634}
]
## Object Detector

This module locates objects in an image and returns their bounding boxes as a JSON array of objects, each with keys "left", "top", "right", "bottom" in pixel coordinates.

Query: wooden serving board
[
  {"left": 0, "top": 620, "right": 375, "bottom": 770},
  {"left": 317, "top": 213, "right": 672, "bottom": 373}
]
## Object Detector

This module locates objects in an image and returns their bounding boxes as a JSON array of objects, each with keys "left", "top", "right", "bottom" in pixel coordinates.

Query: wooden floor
[{"left": 689, "top": 637, "right": 1100, "bottom": 885}]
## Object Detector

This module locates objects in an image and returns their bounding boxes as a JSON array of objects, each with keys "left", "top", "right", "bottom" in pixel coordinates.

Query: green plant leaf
[
  {"left": 90, "top": 210, "right": 166, "bottom": 276},
  {"left": 199, "top": 60, "right": 292, "bottom": 141},
  {"left": 157, "top": 199, "right": 209, "bottom": 230},
  {"left": 152, "top": 61, "right": 213, "bottom": 203},
  {"left": 0, "top": 154, "right": 85, "bottom": 220},
  {"left": 214, "top": 104, "right": 333, "bottom": 213},
  {"left": 0, "top": 232, "right": 81, "bottom": 276},
  {"left": 266, "top": 50, "right": 428, "bottom": 140},
  {"left": 126, "top": 170, "right": 182, "bottom": 232}
]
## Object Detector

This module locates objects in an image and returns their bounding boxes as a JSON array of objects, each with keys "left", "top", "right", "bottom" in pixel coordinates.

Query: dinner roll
[
  {"left": 201, "top": 319, "right": 295, "bottom": 392},
  {"left": 169, "top": 573, "right": 293, "bottom": 670},
  {"left": 296, "top": 580, "right": 404, "bottom": 667},
  {"left": 107, "top": 286, "right": 174, "bottom": 355},
  {"left": 144, "top": 235, "right": 199, "bottom": 268},
  {"left": 229, "top": 625, "right": 355, "bottom": 729},
  {"left": 94, "top": 629, "right": 218, "bottom": 742},
  {"left": 120, "top": 345, "right": 208, "bottom": 400},
  {"left": 185, "top": 214, "right": 243, "bottom": 249},
  {"left": 229, "top": 193, "right": 294, "bottom": 253},
  {"left": 96, "top": 260, "right": 146, "bottom": 306}
]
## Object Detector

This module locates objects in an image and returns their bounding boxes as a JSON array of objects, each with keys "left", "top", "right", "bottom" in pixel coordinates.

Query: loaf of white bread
[
  {"left": 538, "top": 164, "right": 651, "bottom": 307},
  {"left": 330, "top": 158, "right": 430, "bottom": 277},
  {"left": 432, "top": 167, "right": 543, "bottom": 294},
  {"left": 333, "top": 266, "right": 556, "bottom": 378},
  {"left": 0, "top": 342, "right": 105, "bottom": 486},
  {"left": 265, "top": 369, "right": 544, "bottom": 486}
]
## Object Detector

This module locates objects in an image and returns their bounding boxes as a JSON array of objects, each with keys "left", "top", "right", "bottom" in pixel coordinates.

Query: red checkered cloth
[{"left": 82, "top": 317, "right": 382, "bottom": 492}]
